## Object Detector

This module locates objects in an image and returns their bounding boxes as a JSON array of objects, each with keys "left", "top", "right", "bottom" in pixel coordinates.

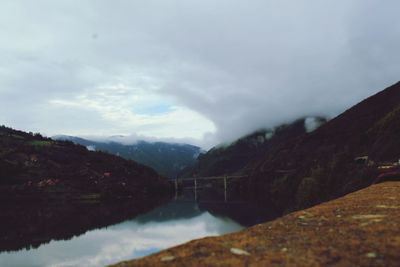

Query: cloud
[
  {"left": 0, "top": 0, "right": 399, "bottom": 148},
  {"left": 47, "top": 83, "right": 216, "bottom": 140}
]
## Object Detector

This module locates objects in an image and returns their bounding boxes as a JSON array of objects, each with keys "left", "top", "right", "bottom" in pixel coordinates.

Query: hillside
[
  {"left": 112, "top": 182, "right": 400, "bottom": 267},
  {"left": 246, "top": 81, "right": 400, "bottom": 212},
  {"left": 183, "top": 117, "right": 326, "bottom": 177},
  {"left": 0, "top": 126, "right": 171, "bottom": 200},
  {"left": 181, "top": 82, "right": 400, "bottom": 215},
  {"left": 53, "top": 136, "right": 201, "bottom": 179}
]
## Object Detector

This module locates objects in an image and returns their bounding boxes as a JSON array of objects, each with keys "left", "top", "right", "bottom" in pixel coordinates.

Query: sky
[{"left": 0, "top": 0, "right": 399, "bottom": 149}]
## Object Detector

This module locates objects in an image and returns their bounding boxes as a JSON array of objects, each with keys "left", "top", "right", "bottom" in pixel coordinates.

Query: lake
[
  {"left": 0, "top": 184, "right": 280, "bottom": 267},
  {"left": 0, "top": 198, "right": 279, "bottom": 267}
]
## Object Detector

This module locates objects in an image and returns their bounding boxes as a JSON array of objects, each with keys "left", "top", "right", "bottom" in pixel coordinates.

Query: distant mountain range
[{"left": 52, "top": 136, "right": 202, "bottom": 179}]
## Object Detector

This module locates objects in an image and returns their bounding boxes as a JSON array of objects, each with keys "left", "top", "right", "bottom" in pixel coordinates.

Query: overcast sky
[{"left": 0, "top": 0, "right": 399, "bottom": 148}]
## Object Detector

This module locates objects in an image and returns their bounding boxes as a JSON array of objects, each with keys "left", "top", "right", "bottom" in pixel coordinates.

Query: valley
[
  {"left": 2, "top": 2, "right": 400, "bottom": 266},
  {"left": 53, "top": 136, "right": 201, "bottom": 179},
  {"left": 1, "top": 82, "right": 400, "bottom": 266}
]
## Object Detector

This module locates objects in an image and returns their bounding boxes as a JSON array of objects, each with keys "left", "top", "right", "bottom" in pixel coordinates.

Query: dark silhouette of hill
[
  {"left": 53, "top": 136, "right": 201, "bottom": 179},
  {"left": 247, "top": 81, "right": 400, "bottom": 212}
]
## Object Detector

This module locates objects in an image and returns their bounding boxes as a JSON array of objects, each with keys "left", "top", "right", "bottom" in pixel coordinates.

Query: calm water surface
[{"left": 0, "top": 201, "right": 246, "bottom": 267}]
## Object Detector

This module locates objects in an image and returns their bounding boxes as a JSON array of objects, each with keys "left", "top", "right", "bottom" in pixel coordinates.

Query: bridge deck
[{"left": 170, "top": 175, "right": 248, "bottom": 182}]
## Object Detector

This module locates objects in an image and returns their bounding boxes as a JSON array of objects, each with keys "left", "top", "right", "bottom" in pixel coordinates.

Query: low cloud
[{"left": 0, "top": 0, "right": 399, "bottom": 148}]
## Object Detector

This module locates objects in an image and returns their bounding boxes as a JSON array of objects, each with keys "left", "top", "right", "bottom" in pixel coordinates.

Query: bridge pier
[
  {"left": 194, "top": 178, "right": 197, "bottom": 201},
  {"left": 174, "top": 177, "right": 178, "bottom": 200},
  {"left": 224, "top": 175, "right": 227, "bottom": 202}
]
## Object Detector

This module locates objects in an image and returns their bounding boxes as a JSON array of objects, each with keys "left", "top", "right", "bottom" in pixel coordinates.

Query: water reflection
[{"left": 0, "top": 201, "right": 243, "bottom": 267}]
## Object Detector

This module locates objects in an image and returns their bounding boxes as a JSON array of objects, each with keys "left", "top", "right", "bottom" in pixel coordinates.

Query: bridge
[{"left": 170, "top": 175, "right": 249, "bottom": 202}]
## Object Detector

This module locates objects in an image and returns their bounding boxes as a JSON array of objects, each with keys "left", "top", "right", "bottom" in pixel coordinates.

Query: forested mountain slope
[{"left": 0, "top": 126, "right": 170, "bottom": 200}]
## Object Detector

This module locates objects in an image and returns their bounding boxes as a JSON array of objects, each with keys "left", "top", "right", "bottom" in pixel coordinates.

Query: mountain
[
  {"left": 0, "top": 126, "right": 171, "bottom": 200},
  {"left": 247, "top": 81, "right": 400, "bottom": 212},
  {"left": 53, "top": 136, "right": 202, "bottom": 179},
  {"left": 186, "top": 81, "right": 400, "bottom": 214},
  {"left": 183, "top": 117, "right": 326, "bottom": 177}
]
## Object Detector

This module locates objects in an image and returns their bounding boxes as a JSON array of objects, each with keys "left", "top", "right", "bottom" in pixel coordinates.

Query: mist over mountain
[
  {"left": 183, "top": 117, "right": 327, "bottom": 177},
  {"left": 248, "top": 81, "right": 400, "bottom": 211},
  {"left": 1, "top": 1, "right": 399, "bottom": 148},
  {"left": 185, "top": 81, "right": 400, "bottom": 214},
  {"left": 53, "top": 136, "right": 202, "bottom": 179}
]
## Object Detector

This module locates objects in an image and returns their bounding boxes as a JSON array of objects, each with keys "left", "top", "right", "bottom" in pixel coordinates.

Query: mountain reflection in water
[{"left": 0, "top": 201, "right": 247, "bottom": 267}]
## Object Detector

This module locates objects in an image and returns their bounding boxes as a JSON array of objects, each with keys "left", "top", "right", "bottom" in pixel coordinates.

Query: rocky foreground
[{"left": 111, "top": 182, "right": 400, "bottom": 267}]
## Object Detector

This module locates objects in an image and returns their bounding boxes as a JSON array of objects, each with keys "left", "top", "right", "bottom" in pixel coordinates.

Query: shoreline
[{"left": 111, "top": 182, "right": 400, "bottom": 267}]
